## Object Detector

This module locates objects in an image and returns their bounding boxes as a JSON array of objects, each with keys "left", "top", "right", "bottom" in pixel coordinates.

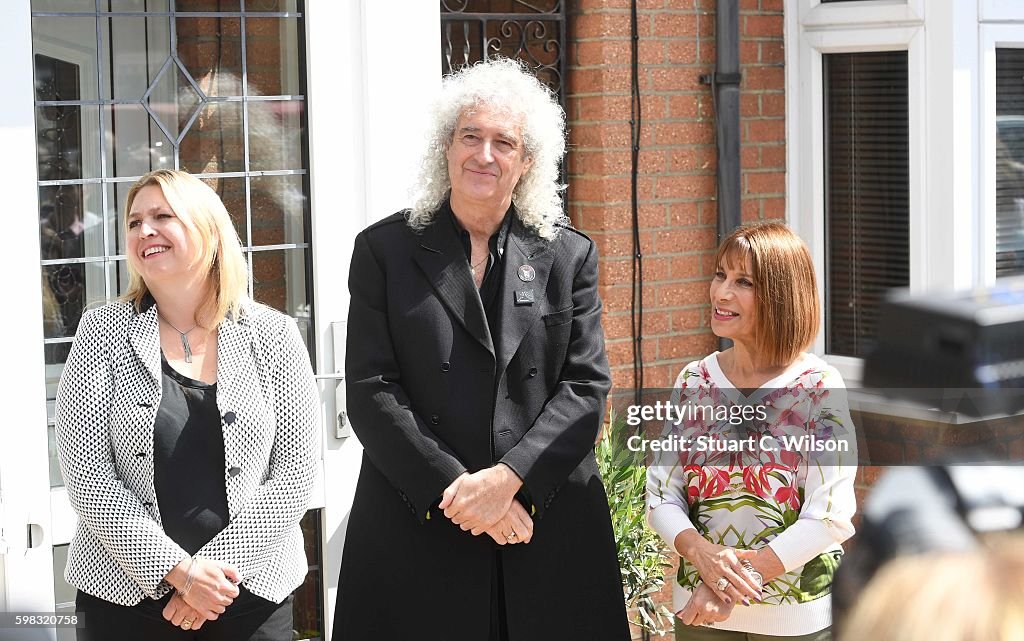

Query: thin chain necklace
[
  {"left": 470, "top": 253, "right": 488, "bottom": 276},
  {"left": 160, "top": 315, "right": 199, "bottom": 363}
]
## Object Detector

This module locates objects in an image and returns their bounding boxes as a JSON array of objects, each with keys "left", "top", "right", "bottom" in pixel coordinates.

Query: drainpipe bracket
[{"left": 699, "top": 72, "right": 742, "bottom": 86}]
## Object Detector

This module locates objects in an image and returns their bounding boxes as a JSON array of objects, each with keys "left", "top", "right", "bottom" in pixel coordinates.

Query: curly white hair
[{"left": 407, "top": 57, "right": 568, "bottom": 239}]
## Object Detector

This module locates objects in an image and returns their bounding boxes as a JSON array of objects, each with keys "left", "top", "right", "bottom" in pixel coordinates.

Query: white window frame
[
  {"left": 787, "top": 0, "right": 931, "bottom": 383},
  {"left": 979, "top": 25, "right": 1024, "bottom": 285}
]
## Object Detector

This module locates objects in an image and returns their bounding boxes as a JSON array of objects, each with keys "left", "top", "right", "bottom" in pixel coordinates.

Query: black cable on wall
[{"left": 629, "top": 0, "right": 644, "bottom": 406}]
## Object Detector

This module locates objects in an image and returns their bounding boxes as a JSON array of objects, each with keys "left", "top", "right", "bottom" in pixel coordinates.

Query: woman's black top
[{"left": 153, "top": 354, "right": 229, "bottom": 555}]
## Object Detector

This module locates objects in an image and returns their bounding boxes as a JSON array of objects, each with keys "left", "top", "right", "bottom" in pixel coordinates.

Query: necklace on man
[
  {"left": 470, "top": 254, "right": 488, "bottom": 276},
  {"left": 160, "top": 315, "right": 199, "bottom": 363}
]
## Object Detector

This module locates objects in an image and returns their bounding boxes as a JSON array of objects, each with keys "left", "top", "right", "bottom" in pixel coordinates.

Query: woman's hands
[
  {"left": 165, "top": 556, "right": 241, "bottom": 621},
  {"left": 674, "top": 530, "right": 762, "bottom": 605},
  {"left": 677, "top": 582, "right": 734, "bottom": 627},
  {"left": 162, "top": 592, "right": 205, "bottom": 631}
]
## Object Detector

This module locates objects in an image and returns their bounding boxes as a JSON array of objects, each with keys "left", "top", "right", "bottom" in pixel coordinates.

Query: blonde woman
[
  {"left": 841, "top": 539, "right": 1024, "bottom": 641},
  {"left": 55, "top": 169, "right": 319, "bottom": 640}
]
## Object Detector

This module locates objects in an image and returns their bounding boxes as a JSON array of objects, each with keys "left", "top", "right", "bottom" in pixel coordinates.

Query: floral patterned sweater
[{"left": 646, "top": 352, "right": 857, "bottom": 636}]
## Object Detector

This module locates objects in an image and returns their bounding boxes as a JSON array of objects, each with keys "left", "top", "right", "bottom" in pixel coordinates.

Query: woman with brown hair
[{"left": 648, "top": 222, "right": 858, "bottom": 640}]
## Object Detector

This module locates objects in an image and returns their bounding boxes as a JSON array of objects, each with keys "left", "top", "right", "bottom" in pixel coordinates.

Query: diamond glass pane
[{"left": 146, "top": 59, "right": 203, "bottom": 142}]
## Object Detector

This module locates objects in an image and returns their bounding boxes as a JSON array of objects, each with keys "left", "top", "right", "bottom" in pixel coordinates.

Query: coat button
[
  {"left": 440, "top": 362, "right": 451, "bottom": 372},
  {"left": 143, "top": 502, "right": 153, "bottom": 507},
  {"left": 430, "top": 415, "right": 440, "bottom": 425},
  {"left": 227, "top": 466, "right": 242, "bottom": 477},
  {"left": 528, "top": 367, "right": 538, "bottom": 377},
  {"left": 224, "top": 411, "right": 237, "bottom": 424},
  {"left": 135, "top": 451, "right": 147, "bottom": 458}
]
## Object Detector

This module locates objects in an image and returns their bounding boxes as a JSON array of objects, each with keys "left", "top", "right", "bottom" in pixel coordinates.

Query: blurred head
[
  {"left": 840, "top": 538, "right": 1024, "bottom": 641},
  {"left": 122, "top": 169, "right": 248, "bottom": 325},
  {"left": 712, "top": 222, "right": 820, "bottom": 368},
  {"left": 409, "top": 57, "right": 567, "bottom": 239}
]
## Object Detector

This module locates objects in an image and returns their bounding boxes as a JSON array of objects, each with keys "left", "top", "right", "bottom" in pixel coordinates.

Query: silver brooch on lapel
[{"left": 518, "top": 264, "right": 536, "bottom": 282}]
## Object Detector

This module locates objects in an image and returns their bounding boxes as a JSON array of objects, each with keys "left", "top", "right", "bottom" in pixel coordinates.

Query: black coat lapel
[
  {"left": 413, "top": 218, "right": 495, "bottom": 356},
  {"left": 495, "top": 216, "right": 553, "bottom": 381}
]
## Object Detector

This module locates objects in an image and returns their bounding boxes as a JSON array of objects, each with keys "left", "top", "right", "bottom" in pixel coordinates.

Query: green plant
[{"left": 597, "top": 414, "right": 675, "bottom": 638}]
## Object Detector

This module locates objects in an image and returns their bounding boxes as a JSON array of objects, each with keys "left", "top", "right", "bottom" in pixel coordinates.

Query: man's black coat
[{"left": 332, "top": 208, "right": 629, "bottom": 640}]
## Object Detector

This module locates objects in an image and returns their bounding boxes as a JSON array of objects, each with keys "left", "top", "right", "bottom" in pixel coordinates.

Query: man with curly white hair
[{"left": 333, "top": 57, "right": 629, "bottom": 641}]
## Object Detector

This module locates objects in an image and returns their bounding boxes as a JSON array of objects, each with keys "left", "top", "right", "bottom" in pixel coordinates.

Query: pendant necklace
[
  {"left": 470, "top": 254, "right": 488, "bottom": 276},
  {"left": 160, "top": 315, "right": 199, "bottom": 363}
]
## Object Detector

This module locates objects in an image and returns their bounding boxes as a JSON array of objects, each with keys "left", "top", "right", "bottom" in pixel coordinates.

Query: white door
[{"left": 3, "top": 2, "right": 329, "bottom": 639}]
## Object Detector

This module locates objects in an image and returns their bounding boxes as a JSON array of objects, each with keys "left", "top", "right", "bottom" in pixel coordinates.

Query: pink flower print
[
  {"left": 742, "top": 466, "right": 773, "bottom": 499},
  {"left": 686, "top": 466, "right": 731, "bottom": 499}
]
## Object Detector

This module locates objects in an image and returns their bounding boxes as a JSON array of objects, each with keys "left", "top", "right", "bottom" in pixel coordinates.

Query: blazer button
[
  {"left": 143, "top": 502, "right": 153, "bottom": 508},
  {"left": 227, "top": 466, "right": 242, "bottom": 477},
  {"left": 440, "top": 362, "right": 451, "bottom": 372},
  {"left": 430, "top": 415, "right": 440, "bottom": 425},
  {"left": 135, "top": 451, "right": 147, "bottom": 458},
  {"left": 528, "top": 367, "right": 538, "bottom": 377},
  {"left": 224, "top": 411, "right": 237, "bottom": 424}
]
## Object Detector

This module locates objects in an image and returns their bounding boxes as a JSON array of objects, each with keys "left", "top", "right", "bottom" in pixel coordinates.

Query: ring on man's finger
[
  {"left": 181, "top": 618, "right": 194, "bottom": 630},
  {"left": 701, "top": 621, "right": 715, "bottom": 627},
  {"left": 716, "top": 577, "right": 730, "bottom": 591}
]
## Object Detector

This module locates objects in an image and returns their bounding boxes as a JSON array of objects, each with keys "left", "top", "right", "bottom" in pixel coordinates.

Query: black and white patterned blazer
[{"left": 54, "top": 298, "right": 319, "bottom": 606}]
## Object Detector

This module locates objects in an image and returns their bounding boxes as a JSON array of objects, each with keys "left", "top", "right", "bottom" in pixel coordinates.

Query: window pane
[
  {"left": 176, "top": 17, "right": 244, "bottom": 98},
  {"left": 295, "top": 510, "right": 324, "bottom": 641},
  {"left": 250, "top": 173, "right": 307, "bottom": 247},
  {"left": 996, "top": 48, "right": 1024, "bottom": 277},
  {"left": 246, "top": 18, "right": 303, "bottom": 96},
  {"left": 824, "top": 51, "right": 910, "bottom": 358},
  {"left": 248, "top": 100, "right": 305, "bottom": 171},
  {"left": 179, "top": 100, "right": 245, "bottom": 172},
  {"left": 251, "top": 248, "right": 311, "bottom": 352}
]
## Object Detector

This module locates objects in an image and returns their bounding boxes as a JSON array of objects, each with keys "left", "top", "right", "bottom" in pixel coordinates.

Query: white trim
[
  {"left": 979, "top": 25, "right": 1024, "bottom": 285},
  {"left": 981, "top": 0, "right": 1024, "bottom": 23},
  {"left": 305, "top": 2, "right": 439, "bottom": 637},
  {"left": 787, "top": 5, "right": 926, "bottom": 371},
  {"left": 799, "top": 0, "right": 924, "bottom": 30},
  {"left": 0, "top": 0, "right": 59, "bottom": 616}
]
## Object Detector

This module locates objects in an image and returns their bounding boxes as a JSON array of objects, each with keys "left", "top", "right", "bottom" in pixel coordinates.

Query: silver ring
[{"left": 716, "top": 577, "right": 730, "bottom": 591}]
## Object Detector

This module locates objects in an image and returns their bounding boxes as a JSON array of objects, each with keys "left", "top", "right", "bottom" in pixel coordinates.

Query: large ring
[
  {"left": 702, "top": 621, "right": 715, "bottom": 627},
  {"left": 506, "top": 530, "right": 518, "bottom": 542},
  {"left": 181, "top": 618, "right": 194, "bottom": 630},
  {"left": 715, "top": 577, "right": 730, "bottom": 592}
]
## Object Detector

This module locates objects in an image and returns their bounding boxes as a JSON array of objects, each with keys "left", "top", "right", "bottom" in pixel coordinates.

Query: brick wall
[
  {"left": 567, "top": 0, "right": 786, "bottom": 402},
  {"left": 566, "top": 1, "right": 786, "bottom": 636}
]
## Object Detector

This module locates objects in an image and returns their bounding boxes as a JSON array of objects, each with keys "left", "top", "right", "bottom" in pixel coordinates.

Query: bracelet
[
  {"left": 178, "top": 556, "right": 197, "bottom": 597},
  {"left": 741, "top": 559, "right": 763, "bottom": 590}
]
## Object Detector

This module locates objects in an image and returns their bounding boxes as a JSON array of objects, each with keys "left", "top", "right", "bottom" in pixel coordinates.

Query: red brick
[
  {"left": 573, "top": 12, "right": 632, "bottom": 39},
  {"left": 611, "top": 366, "right": 634, "bottom": 391},
  {"left": 569, "top": 122, "right": 631, "bottom": 149},
  {"left": 657, "top": 281, "right": 708, "bottom": 308},
  {"left": 667, "top": 39, "right": 698, "bottom": 65},
  {"left": 742, "top": 147, "right": 759, "bottom": 170},
  {"left": 658, "top": 333, "right": 718, "bottom": 360},
  {"left": 668, "top": 201, "right": 700, "bottom": 226},
  {"left": 744, "top": 15, "right": 783, "bottom": 37},
  {"left": 649, "top": 66, "right": 704, "bottom": 91},
  {"left": 760, "top": 144, "right": 786, "bottom": 169},
  {"left": 654, "top": 121, "right": 713, "bottom": 146},
  {"left": 607, "top": 339, "right": 634, "bottom": 365},
  {"left": 642, "top": 256, "right": 672, "bottom": 282},
  {"left": 668, "top": 94, "right": 700, "bottom": 119},
  {"left": 761, "top": 92, "right": 786, "bottom": 117},
  {"left": 762, "top": 197, "right": 786, "bottom": 218},
  {"left": 700, "top": 200, "right": 719, "bottom": 225},
  {"left": 741, "top": 198, "right": 762, "bottom": 222},
  {"left": 740, "top": 41, "right": 760, "bottom": 65},
  {"left": 747, "top": 119, "right": 785, "bottom": 143},
  {"left": 575, "top": 40, "right": 631, "bottom": 67},
  {"left": 654, "top": 174, "right": 716, "bottom": 200},
  {"left": 761, "top": 41, "right": 785, "bottom": 64},
  {"left": 744, "top": 65, "right": 785, "bottom": 90},
  {"left": 670, "top": 254, "right": 703, "bottom": 279},
  {"left": 640, "top": 203, "right": 669, "bottom": 227},
  {"left": 599, "top": 258, "right": 633, "bottom": 285},
  {"left": 569, "top": 66, "right": 632, "bottom": 94},
  {"left": 741, "top": 94, "right": 760, "bottom": 117},
  {"left": 591, "top": 231, "right": 634, "bottom": 258},
  {"left": 602, "top": 312, "right": 634, "bottom": 340},
  {"left": 570, "top": 150, "right": 632, "bottom": 176},
  {"left": 673, "top": 308, "right": 707, "bottom": 332},
  {"left": 655, "top": 226, "right": 716, "bottom": 254},
  {"left": 652, "top": 13, "right": 698, "bottom": 38},
  {"left": 745, "top": 171, "right": 785, "bottom": 195},
  {"left": 669, "top": 146, "right": 715, "bottom": 173}
]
